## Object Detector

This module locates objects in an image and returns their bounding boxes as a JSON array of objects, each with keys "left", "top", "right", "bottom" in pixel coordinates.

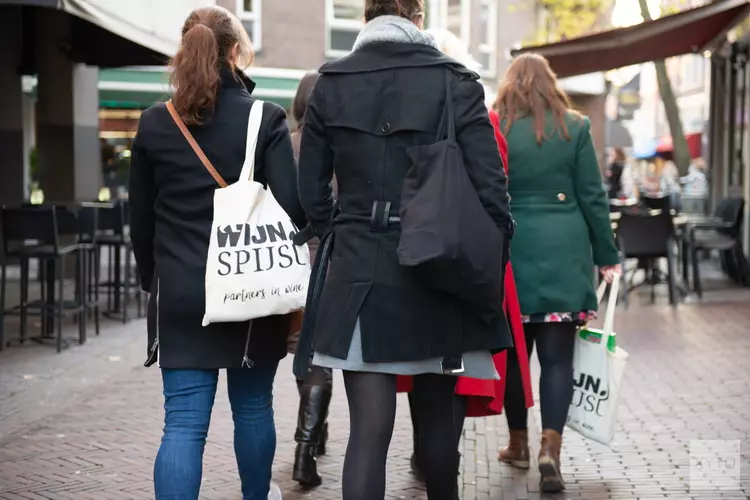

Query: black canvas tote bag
[{"left": 397, "top": 71, "right": 507, "bottom": 324}]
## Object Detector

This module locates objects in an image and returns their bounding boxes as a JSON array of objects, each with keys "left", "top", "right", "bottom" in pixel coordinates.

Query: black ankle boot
[{"left": 293, "top": 385, "right": 332, "bottom": 487}]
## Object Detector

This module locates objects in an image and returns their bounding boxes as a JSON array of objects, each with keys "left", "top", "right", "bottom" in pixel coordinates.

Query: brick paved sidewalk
[{"left": 1, "top": 289, "right": 749, "bottom": 499}]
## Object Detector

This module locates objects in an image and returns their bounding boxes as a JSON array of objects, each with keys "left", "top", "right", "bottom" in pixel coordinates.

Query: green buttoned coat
[{"left": 504, "top": 111, "right": 620, "bottom": 316}]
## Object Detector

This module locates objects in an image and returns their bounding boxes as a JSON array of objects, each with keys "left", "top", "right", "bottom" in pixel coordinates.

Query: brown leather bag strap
[{"left": 166, "top": 100, "right": 228, "bottom": 188}]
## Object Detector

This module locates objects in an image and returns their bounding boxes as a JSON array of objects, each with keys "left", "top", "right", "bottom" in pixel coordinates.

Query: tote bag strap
[
  {"left": 239, "top": 100, "right": 265, "bottom": 182},
  {"left": 166, "top": 100, "right": 228, "bottom": 188},
  {"left": 601, "top": 276, "right": 620, "bottom": 338},
  {"left": 435, "top": 70, "right": 456, "bottom": 142}
]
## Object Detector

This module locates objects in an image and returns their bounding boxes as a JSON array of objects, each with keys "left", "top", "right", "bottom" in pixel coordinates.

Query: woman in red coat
[{"left": 404, "top": 107, "right": 534, "bottom": 476}]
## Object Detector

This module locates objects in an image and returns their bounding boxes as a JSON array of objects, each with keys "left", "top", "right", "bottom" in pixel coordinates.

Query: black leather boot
[
  {"left": 317, "top": 422, "right": 328, "bottom": 456},
  {"left": 293, "top": 385, "right": 332, "bottom": 486}
]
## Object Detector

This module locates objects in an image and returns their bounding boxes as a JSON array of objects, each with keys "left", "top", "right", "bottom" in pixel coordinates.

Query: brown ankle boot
[
  {"left": 498, "top": 429, "right": 530, "bottom": 469},
  {"left": 538, "top": 429, "right": 565, "bottom": 492}
]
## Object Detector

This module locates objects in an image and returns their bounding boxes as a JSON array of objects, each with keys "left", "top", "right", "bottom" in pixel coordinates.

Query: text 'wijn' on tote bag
[
  {"left": 166, "top": 99, "right": 311, "bottom": 326},
  {"left": 397, "top": 70, "right": 508, "bottom": 324}
]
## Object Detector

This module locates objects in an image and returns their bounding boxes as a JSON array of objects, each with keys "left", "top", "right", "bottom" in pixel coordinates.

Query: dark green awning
[{"left": 25, "top": 67, "right": 306, "bottom": 110}]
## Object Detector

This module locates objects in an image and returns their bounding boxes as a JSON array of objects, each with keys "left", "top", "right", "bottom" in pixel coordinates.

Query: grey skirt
[{"left": 312, "top": 318, "right": 499, "bottom": 379}]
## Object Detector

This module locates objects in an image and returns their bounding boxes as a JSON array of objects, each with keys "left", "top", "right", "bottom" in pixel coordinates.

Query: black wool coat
[
  {"left": 129, "top": 67, "right": 307, "bottom": 369},
  {"left": 298, "top": 42, "right": 514, "bottom": 363}
]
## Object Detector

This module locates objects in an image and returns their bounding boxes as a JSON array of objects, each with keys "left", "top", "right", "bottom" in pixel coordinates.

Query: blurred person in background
[
  {"left": 660, "top": 158, "right": 681, "bottom": 211},
  {"left": 605, "top": 148, "right": 627, "bottom": 200},
  {"left": 287, "top": 70, "right": 335, "bottom": 487},
  {"left": 492, "top": 53, "right": 621, "bottom": 493},
  {"left": 129, "top": 6, "right": 305, "bottom": 499},
  {"left": 297, "top": 0, "right": 514, "bottom": 498},
  {"left": 680, "top": 156, "right": 708, "bottom": 214}
]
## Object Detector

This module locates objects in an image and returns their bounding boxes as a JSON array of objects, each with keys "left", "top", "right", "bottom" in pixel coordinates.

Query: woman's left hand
[{"left": 601, "top": 264, "right": 622, "bottom": 283}]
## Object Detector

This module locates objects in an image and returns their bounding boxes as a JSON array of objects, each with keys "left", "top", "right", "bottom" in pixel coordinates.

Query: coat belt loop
[{"left": 370, "top": 201, "right": 392, "bottom": 232}]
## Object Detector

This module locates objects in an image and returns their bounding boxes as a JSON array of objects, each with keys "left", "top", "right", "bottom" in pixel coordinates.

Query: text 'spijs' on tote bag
[
  {"left": 397, "top": 71, "right": 508, "bottom": 324},
  {"left": 166, "top": 100, "right": 311, "bottom": 326}
]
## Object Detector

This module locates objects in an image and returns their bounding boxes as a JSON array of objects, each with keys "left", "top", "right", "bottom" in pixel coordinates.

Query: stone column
[
  {"left": 0, "top": 6, "right": 26, "bottom": 204},
  {"left": 35, "top": 8, "right": 101, "bottom": 202}
]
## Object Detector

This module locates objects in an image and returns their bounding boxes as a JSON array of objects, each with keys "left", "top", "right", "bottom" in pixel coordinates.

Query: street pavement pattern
[{"left": 0, "top": 285, "right": 749, "bottom": 499}]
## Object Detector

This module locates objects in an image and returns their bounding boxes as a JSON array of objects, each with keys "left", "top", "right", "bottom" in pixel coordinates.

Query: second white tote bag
[{"left": 567, "top": 275, "right": 628, "bottom": 445}]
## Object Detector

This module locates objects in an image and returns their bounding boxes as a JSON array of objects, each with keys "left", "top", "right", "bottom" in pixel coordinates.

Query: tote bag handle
[
  {"left": 595, "top": 275, "right": 620, "bottom": 337},
  {"left": 166, "top": 100, "right": 228, "bottom": 188},
  {"left": 239, "top": 100, "right": 265, "bottom": 182}
]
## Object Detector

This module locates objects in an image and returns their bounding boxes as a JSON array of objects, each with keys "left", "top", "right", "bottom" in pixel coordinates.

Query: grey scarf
[{"left": 352, "top": 15, "right": 437, "bottom": 51}]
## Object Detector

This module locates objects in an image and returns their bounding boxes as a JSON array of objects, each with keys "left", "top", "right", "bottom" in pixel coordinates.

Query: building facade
[
  {"left": 217, "top": 0, "right": 538, "bottom": 94},
  {"left": 215, "top": 0, "right": 609, "bottom": 155}
]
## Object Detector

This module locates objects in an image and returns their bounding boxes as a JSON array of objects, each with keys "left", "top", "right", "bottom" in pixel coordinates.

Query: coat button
[
  {"left": 557, "top": 193, "right": 566, "bottom": 201},
  {"left": 382, "top": 122, "right": 391, "bottom": 133}
]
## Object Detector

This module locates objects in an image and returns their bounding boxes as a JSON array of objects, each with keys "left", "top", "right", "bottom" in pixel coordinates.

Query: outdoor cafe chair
[
  {"left": 640, "top": 194, "right": 671, "bottom": 212},
  {"left": 76, "top": 204, "right": 101, "bottom": 335},
  {"left": 616, "top": 207, "right": 679, "bottom": 305},
  {"left": 0, "top": 205, "right": 88, "bottom": 352},
  {"left": 683, "top": 196, "right": 748, "bottom": 298},
  {"left": 95, "top": 200, "right": 144, "bottom": 323}
]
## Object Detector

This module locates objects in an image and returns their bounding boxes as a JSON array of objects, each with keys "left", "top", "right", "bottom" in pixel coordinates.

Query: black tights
[
  {"left": 409, "top": 391, "right": 467, "bottom": 454},
  {"left": 504, "top": 322, "right": 576, "bottom": 434},
  {"left": 343, "top": 371, "right": 459, "bottom": 500}
]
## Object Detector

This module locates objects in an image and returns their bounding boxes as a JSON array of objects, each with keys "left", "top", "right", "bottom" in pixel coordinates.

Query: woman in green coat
[{"left": 492, "top": 54, "right": 621, "bottom": 493}]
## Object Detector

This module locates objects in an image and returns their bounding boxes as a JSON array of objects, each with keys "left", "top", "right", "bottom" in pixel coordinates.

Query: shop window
[
  {"left": 445, "top": 0, "right": 469, "bottom": 42},
  {"left": 238, "top": 0, "right": 262, "bottom": 51},
  {"left": 476, "top": 0, "right": 498, "bottom": 77},
  {"left": 326, "top": 0, "right": 364, "bottom": 57}
]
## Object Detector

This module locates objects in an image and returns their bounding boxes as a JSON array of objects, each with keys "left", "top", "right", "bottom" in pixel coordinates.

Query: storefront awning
[
  {"left": 657, "top": 133, "right": 704, "bottom": 159},
  {"left": 2, "top": 0, "right": 174, "bottom": 70},
  {"left": 62, "top": 0, "right": 176, "bottom": 65},
  {"left": 24, "top": 67, "right": 306, "bottom": 111},
  {"left": 511, "top": 0, "right": 750, "bottom": 78},
  {"left": 631, "top": 133, "right": 704, "bottom": 159}
]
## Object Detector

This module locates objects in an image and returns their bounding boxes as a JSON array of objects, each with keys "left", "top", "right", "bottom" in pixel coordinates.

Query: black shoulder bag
[{"left": 397, "top": 70, "right": 507, "bottom": 326}]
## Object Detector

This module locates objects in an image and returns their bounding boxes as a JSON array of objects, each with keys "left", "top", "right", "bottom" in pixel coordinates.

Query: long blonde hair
[{"left": 494, "top": 53, "right": 578, "bottom": 145}]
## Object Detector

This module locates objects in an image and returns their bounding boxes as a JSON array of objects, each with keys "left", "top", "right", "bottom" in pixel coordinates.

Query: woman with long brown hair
[
  {"left": 129, "top": 6, "right": 304, "bottom": 499},
  {"left": 491, "top": 53, "right": 620, "bottom": 492}
]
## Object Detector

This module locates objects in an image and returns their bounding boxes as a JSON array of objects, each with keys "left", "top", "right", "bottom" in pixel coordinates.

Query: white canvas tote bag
[
  {"left": 566, "top": 275, "right": 628, "bottom": 445},
  {"left": 167, "top": 99, "right": 311, "bottom": 327}
]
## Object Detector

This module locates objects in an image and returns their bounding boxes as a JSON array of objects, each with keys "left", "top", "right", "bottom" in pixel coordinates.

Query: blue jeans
[{"left": 154, "top": 362, "right": 279, "bottom": 500}]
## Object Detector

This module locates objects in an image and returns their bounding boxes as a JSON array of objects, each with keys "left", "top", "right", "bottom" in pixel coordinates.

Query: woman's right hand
[{"left": 601, "top": 264, "right": 622, "bottom": 283}]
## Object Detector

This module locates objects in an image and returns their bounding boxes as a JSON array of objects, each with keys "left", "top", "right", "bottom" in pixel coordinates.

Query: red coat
[{"left": 396, "top": 110, "right": 534, "bottom": 417}]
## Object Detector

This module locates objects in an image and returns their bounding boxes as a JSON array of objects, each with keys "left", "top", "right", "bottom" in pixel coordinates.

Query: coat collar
[
  {"left": 219, "top": 65, "right": 257, "bottom": 94},
  {"left": 319, "top": 42, "right": 480, "bottom": 79},
  {"left": 352, "top": 15, "right": 437, "bottom": 52}
]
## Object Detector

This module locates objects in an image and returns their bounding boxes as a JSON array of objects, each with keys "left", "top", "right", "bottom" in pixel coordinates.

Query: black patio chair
[
  {"left": 95, "top": 200, "right": 143, "bottom": 323},
  {"left": 77, "top": 204, "right": 101, "bottom": 335},
  {"left": 616, "top": 207, "right": 679, "bottom": 305},
  {"left": 640, "top": 194, "right": 671, "bottom": 212},
  {"left": 684, "top": 196, "right": 748, "bottom": 297},
  {"left": 0, "top": 205, "right": 87, "bottom": 352}
]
